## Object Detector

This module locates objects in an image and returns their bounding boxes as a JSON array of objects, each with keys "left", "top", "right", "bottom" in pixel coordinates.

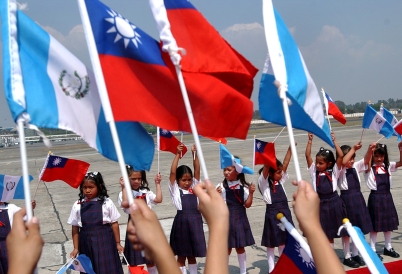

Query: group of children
[{"left": 2, "top": 134, "right": 397, "bottom": 274}]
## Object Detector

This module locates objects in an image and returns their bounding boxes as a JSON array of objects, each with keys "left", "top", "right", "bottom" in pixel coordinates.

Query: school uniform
[
  {"left": 0, "top": 203, "right": 20, "bottom": 274},
  {"left": 338, "top": 159, "right": 373, "bottom": 234},
  {"left": 118, "top": 190, "right": 156, "bottom": 266},
  {"left": 363, "top": 163, "right": 399, "bottom": 232},
  {"left": 169, "top": 179, "right": 206, "bottom": 257},
  {"left": 68, "top": 197, "right": 123, "bottom": 274},
  {"left": 258, "top": 172, "right": 293, "bottom": 247},
  {"left": 308, "top": 164, "right": 347, "bottom": 239},
  {"left": 220, "top": 180, "right": 255, "bottom": 248}
]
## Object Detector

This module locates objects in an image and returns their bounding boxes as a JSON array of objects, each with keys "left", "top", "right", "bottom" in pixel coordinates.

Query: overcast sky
[{"left": 1, "top": 0, "right": 401, "bottom": 127}]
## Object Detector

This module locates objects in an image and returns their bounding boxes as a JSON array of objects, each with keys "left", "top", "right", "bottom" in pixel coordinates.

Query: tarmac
[{"left": 1, "top": 123, "right": 402, "bottom": 273}]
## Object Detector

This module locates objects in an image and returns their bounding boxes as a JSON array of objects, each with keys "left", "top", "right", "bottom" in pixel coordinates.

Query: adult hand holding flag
[
  {"left": 362, "top": 105, "right": 395, "bottom": 138},
  {"left": 0, "top": 174, "right": 33, "bottom": 202},
  {"left": 254, "top": 139, "right": 277, "bottom": 169}
]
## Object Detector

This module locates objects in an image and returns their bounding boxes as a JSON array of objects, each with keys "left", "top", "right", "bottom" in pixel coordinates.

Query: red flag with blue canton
[
  {"left": 271, "top": 231, "right": 317, "bottom": 274},
  {"left": 39, "top": 155, "right": 90, "bottom": 188},
  {"left": 83, "top": 0, "right": 255, "bottom": 140},
  {"left": 254, "top": 139, "right": 277, "bottom": 169},
  {"left": 159, "top": 128, "right": 187, "bottom": 158},
  {"left": 324, "top": 92, "right": 346, "bottom": 124}
]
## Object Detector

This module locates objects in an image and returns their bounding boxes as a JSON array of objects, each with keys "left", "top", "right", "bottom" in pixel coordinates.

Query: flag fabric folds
[
  {"left": 39, "top": 155, "right": 90, "bottom": 188},
  {"left": 82, "top": 0, "right": 255, "bottom": 140},
  {"left": 0, "top": 174, "right": 33, "bottom": 202},
  {"left": 68, "top": 254, "right": 96, "bottom": 274},
  {"left": 204, "top": 136, "right": 228, "bottom": 145},
  {"left": 322, "top": 90, "right": 346, "bottom": 125},
  {"left": 254, "top": 139, "right": 277, "bottom": 169},
  {"left": 220, "top": 144, "right": 253, "bottom": 175},
  {"left": 271, "top": 230, "right": 317, "bottom": 274},
  {"left": 394, "top": 120, "right": 402, "bottom": 135},
  {"left": 0, "top": 1, "right": 154, "bottom": 171},
  {"left": 380, "top": 105, "right": 401, "bottom": 140},
  {"left": 362, "top": 105, "right": 394, "bottom": 139},
  {"left": 259, "top": 0, "right": 333, "bottom": 147},
  {"left": 159, "top": 128, "right": 187, "bottom": 158}
]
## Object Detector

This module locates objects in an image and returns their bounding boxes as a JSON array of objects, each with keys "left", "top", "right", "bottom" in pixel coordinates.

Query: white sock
[
  {"left": 278, "top": 245, "right": 285, "bottom": 256},
  {"left": 342, "top": 236, "right": 351, "bottom": 259},
  {"left": 384, "top": 231, "right": 392, "bottom": 250},
  {"left": 180, "top": 266, "right": 187, "bottom": 274},
  {"left": 351, "top": 242, "right": 359, "bottom": 257},
  {"left": 267, "top": 248, "right": 275, "bottom": 273},
  {"left": 237, "top": 252, "right": 247, "bottom": 274},
  {"left": 188, "top": 263, "right": 198, "bottom": 274},
  {"left": 370, "top": 232, "right": 377, "bottom": 252},
  {"left": 147, "top": 266, "right": 157, "bottom": 274}
]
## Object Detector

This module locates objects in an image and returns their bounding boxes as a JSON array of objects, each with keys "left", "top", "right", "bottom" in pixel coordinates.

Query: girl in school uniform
[
  {"left": 68, "top": 171, "right": 124, "bottom": 274},
  {"left": 305, "top": 132, "right": 347, "bottom": 246},
  {"left": 169, "top": 144, "right": 206, "bottom": 274},
  {"left": 363, "top": 142, "right": 402, "bottom": 259},
  {"left": 217, "top": 156, "right": 255, "bottom": 274},
  {"left": 258, "top": 145, "right": 294, "bottom": 273},
  {"left": 0, "top": 200, "right": 36, "bottom": 274},
  {"left": 337, "top": 142, "right": 373, "bottom": 268},
  {"left": 118, "top": 165, "right": 162, "bottom": 274}
]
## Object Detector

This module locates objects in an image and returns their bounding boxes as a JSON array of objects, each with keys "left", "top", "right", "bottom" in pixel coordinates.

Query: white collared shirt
[
  {"left": 67, "top": 197, "right": 121, "bottom": 227},
  {"left": 0, "top": 203, "right": 21, "bottom": 228},
  {"left": 258, "top": 172, "right": 289, "bottom": 204},
  {"left": 307, "top": 163, "right": 341, "bottom": 192},
  {"left": 218, "top": 180, "right": 250, "bottom": 203},
  {"left": 363, "top": 162, "right": 397, "bottom": 190},
  {"left": 338, "top": 159, "right": 367, "bottom": 190},
  {"left": 169, "top": 178, "right": 199, "bottom": 210},
  {"left": 118, "top": 189, "right": 157, "bottom": 214}
]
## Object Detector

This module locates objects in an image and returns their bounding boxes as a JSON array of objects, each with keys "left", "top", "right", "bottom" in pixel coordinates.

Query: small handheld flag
[
  {"left": 322, "top": 90, "right": 346, "bottom": 125},
  {"left": 220, "top": 144, "right": 253, "bottom": 175},
  {"left": 0, "top": 174, "right": 33, "bottom": 202},
  {"left": 68, "top": 254, "right": 96, "bottom": 274},
  {"left": 159, "top": 128, "right": 187, "bottom": 158},
  {"left": 254, "top": 139, "right": 277, "bottom": 169},
  {"left": 362, "top": 105, "right": 394, "bottom": 139}
]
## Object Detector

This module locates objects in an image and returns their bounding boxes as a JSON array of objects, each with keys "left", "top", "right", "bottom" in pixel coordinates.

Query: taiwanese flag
[
  {"left": 395, "top": 120, "right": 402, "bottom": 135},
  {"left": 271, "top": 231, "right": 317, "bottom": 274},
  {"left": 323, "top": 91, "right": 346, "bottom": 125},
  {"left": 39, "top": 155, "right": 90, "bottom": 188},
  {"left": 83, "top": 0, "right": 255, "bottom": 140},
  {"left": 159, "top": 128, "right": 187, "bottom": 158},
  {"left": 205, "top": 136, "right": 228, "bottom": 145},
  {"left": 254, "top": 139, "right": 277, "bottom": 169},
  {"left": 128, "top": 265, "right": 148, "bottom": 274}
]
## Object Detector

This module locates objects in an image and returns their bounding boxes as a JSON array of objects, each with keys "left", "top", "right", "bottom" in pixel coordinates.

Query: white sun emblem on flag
[
  {"left": 256, "top": 142, "right": 261, "bottom": 150},
  {"left": 295, "top": 241, "right": 315, "bottom": 269},
  {"left": 162, "top": 130, "right": 169, "bottom": 135},
  {"left": 52, "top": 157, "right": 62, "bottom": 166},
  {"left": 105, "top": 9, "right": 141, "bottom": 49}
]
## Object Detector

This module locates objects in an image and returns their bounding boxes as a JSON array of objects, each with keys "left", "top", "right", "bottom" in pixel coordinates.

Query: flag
[
  {"left": 254, "top": 139, "right": 277, "bottom": 169},
  {"left": 82, "top": 0, "right": 255, "bottom": 140},
  {"left": 259, "top": 0, "right": 333, "bottom": 147},
  {"left": 394, "top": 119, "right": 402, "bottom": 135},
  {"left": 204, "top": 136, "right": 228, "bottom": 145},
  {"left": 0, "top": 174, "right": 34, "bottom": 202},
  {"left": 159, "top": 128, "right": 187, "bottom": 158},
  {"left": 0, "top": 0, "right": 154, "bottom": 171},
  {"left": 128, "top": 265, "right": 149, "bottom": 274},
  {"left": 362, "top": 105, "right": 394, "bottom": 138},
  {"left": 220, "top": 144, "right": 253, "bottom": 175},
  {"left": 380, "top": 105, "right": 401, "bottom": 140},
  {"left": 39, "top": 155, "right": 90, "bottom": 188},
  {"left": 271, "top": 230, "right": 317, "bottom": 274},
  {"left": 68, "top": 254, "right": 95, "bottom": 274},
  {"left": 322, "top": 90, "right": 346, "bottom": 125}
]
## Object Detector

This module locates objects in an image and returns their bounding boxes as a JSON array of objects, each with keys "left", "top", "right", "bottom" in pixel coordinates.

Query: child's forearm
[
  {"left": 72, "top": 226, "right": 79, "bottom": 251},
  {"left": 244, "top": 193, "right": 253, "bottom": 208},
  {"left": 111, "top": 222, "right": 121, "bottom": 244},
  {"left": 151, "top": 241, "right": 181, "bottom": 274},
  {"left": 154, "top": 184, "right": 163, "bottom": 203},
  {"left": 204, "top": 222, "right": 229, "bottom": 274}
]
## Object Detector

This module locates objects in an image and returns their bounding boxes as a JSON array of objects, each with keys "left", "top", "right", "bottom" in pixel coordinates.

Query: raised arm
[
  {"left": 282, "top": 144, "right": 295, "bottom": 173},
  {"left": 395, "top": 142, "right": 402, "bottom": 168},
  {"left": 192, "top": 144, "right": 200, "bottom": 181},
  {"left": 170, "top": 144, "right": 184, "bottom": 185},
  {"left": 332, "top": 132, "right": 344, "bottom": 169},
  {"left": 305, "top": 133, "right": 314, "bottom": 167},
  {"left": 342, "top": 141, "right": 362, "bottom": 166},
  {"left": 154, "top": 173, "right": 163, "bottom": 203},
  {"left": 364, "top": 142, "right": 376, "bottom": 173}
]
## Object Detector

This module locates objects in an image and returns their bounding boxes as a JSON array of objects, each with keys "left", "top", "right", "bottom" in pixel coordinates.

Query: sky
[{"left": 1, "top": 0, "right": 402, "bottom": 127}]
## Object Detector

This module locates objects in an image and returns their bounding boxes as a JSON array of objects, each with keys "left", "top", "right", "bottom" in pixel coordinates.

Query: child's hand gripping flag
[
  {"left": 220, "top": 144, "right": 253, "bottom": 175},
  {"left": 362, "top": 105, "right": 395, "bottom": 138},
  {"left": 0, "top": 174, "right": 33, "bottom": 202}
]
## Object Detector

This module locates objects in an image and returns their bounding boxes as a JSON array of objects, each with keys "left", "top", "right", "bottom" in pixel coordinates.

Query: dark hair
[
  {"left": 257, "top": 159, "right": 283, "bottom": 194},
  {"left": 372, "top": 143, "right": 389, "bottom": 170},
  {"left": 176, "top": 165, "right": 193, "bottom": 182},
  {"left": 126, "top": 165, "right": 150, "bottom": 191},
  {"left": 338, "top": 145, "right": 353, "bottom": 159},
  {"left": 316, "top": 147, "right": 335, "bottom": 170},
  {"left": 223, "top": 156, "right": 250, "bottom": 188},
  {"left": 79, "top": 171, "right": 109, "bottom": 204}
]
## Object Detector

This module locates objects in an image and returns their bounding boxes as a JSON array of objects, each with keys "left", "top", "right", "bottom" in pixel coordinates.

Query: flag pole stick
[
  {"left": 35, "top": 152, "right": 51, "bottom": 200},
  {"left": 157, "top": 127, "right": 160, "bottom": 174},
  {"left": 376, "top": 136, "right": 385, "bottom": 143},
  {"left": 359, "top": 128, "right": 365, "bottom": 142},
  {"left": 253, "top": 135, "right": 256, "bottom": 172},
  {"left": 77, "top": 0, "right": 134, "bottom": 205},
  {"left": 32, "top": 179, "right": 41, "bottom": 201},
  {"left": 272, "top": 126, "right": 286, "bottom": 143},
  {"left": 17, "top": 119, "right": 33, "bottom": 221}
]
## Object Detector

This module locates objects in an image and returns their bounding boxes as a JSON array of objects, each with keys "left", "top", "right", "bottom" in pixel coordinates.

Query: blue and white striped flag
[
  {"left": 362, "top": 105, "right": 394, "bottom": 139},
  {"left": 0, "top": 174, "right": 33, "bottom": 202},
  {"left": 380, "top": 106, "right": 401, "bottom": 141},
  {"left": 220, "top": 144, "right": 253, "bottom": 175},
  {"left": 259, "top": 0, "right": 333, "bottom": 147}
]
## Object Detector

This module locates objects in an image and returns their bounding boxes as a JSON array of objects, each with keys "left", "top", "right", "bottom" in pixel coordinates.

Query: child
[
  {"left": 0, "top": 200, "right": 36, "bottom": 274},
  {"left": 217, "top": 156, "right": 255, "bottom": 274},
  {"left": 169, "top": 144, "right": 206, "bottom": 274},
  {"left": 363, "top": 142, "right": 402, "bottom": 259},
  {"left": 337, "top": 142, "right": 373, "bottom": 268},
  {"left": 118, "top": 165, "right": 162, "bottom": 274},
  {"left": 258, "top": 145, "right": 294, "bottom": 273},
  {"left": 305, "top": 132, "right": 347, "bottom": 246},
  {"left": 68, "top": 171, "right": 124, "bottom": 274}
]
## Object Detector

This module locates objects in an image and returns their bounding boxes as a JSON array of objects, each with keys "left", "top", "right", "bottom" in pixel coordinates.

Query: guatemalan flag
[
  {"left": 362, "top": 105, "right": 394, "bottom": 138},
  {"left": 220, "top": 144, "right": 254, "bottom": 175},
  {"left": 322, "top": 89, "right": 346, "bottom": 125},
  {"left": 254, "top": 139, "right": 277, "bottom": 169},
  {"left": 259, "top": 0, "right": 333, "bottom": 147},
  {"left": 0, "top": 0, "right": 154, "bottom": 171},
  {"left": 380, "top": 105, "right": 401, "bottom": 140},
  {"left": 158, "top": 128, "right": 187, "bottom": 158},
  {"left": 0, "top": 174, "right": 34, "bottom": 202}
]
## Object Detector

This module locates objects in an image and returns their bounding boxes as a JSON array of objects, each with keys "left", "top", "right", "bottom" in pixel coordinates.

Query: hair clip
[
  {"left": 319, "top": 147, "right": 325, "bottom": 151},
  {"left": 126, "top": 164, "right": 131, "bottom": 169},
  {"left": 85, "top": 171, "right": 98, "bottom": 177},
  {"left": 325, "top": 150, "right": 329, "bottom": 154}
]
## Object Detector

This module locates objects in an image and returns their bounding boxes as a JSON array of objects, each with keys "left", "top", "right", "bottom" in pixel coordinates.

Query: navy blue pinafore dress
[{"left": 0, "top": 210, "right": 10, "bottom": 274}]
